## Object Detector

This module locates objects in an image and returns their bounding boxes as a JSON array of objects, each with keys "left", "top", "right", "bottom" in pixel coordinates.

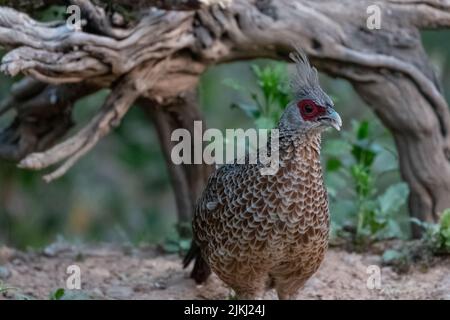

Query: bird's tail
[{"left": 183, "top": 241, "right": 211, "bottom": 284}]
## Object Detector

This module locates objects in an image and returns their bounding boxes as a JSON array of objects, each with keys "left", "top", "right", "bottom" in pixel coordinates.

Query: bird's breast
[{"left": 265, "top": 138, "right": 330, "bottom": 251}]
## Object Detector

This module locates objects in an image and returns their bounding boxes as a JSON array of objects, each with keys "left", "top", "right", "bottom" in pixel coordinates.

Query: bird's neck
[
  {"left": 274, "top": 130, "right": 329, "bottom": 230},
  {"left": 275, "top": 131, "right": 324, "bottom": 190},
  {"left": 279, "top": 130, "right": 322, "bottom": 161}
]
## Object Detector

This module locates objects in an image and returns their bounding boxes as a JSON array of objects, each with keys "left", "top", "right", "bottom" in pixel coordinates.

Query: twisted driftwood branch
[
  {"left": 0, "top": 77, "right": 95, "bottom": 161},
  {"left": 0, "top": 0, "right": 449, "bottom": 231},
  {"left": 2, "top": 0, "right": 229, "bottom": 13},
  {"left": 18, "top": 59, "right": 168, "bottom": 181}
]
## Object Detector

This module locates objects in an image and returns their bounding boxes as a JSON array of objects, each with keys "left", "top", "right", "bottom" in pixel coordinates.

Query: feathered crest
[{"left": 289, "top": 46, "right": 320, "bottom": 98}]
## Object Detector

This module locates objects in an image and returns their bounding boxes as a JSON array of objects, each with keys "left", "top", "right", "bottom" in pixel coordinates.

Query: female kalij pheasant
[{"left": 184, "top": 49, "right": 342, "bottom": 299}]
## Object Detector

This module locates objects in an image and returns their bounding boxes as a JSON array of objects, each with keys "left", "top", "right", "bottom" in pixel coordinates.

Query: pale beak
[{"left": 320, "top": 109, "right": 342, "bottom": 131}]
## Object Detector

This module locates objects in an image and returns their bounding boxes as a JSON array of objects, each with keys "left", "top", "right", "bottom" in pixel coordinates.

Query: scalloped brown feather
[{"left": 190, "top": 131, "right": 329, "bottom": 299}]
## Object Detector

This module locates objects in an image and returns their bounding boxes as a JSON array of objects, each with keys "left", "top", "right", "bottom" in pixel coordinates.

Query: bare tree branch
[
  {"left": 111, "top": 0, "right": 231, "bottom": 11},
  {"left": 0, "top": 78, "right": 95, "bottom": 161},
  {"left": 17, "top": 59, "right": 168, "bottom": 181},
  {"left": 388, "top": 0, "right": 450, "bottom": 28},
  {"left": 1, "top": 0, "right": 230, "bottom": 13},
  {"left": 69, "top": 0, "right": 132, "bottom": 39},
  {"left": 0, "top": 6, "right": 193, "bottom": 85}
]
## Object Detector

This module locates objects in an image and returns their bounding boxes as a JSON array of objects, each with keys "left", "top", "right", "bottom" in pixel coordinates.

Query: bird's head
[{"left": 278, "top": 49, "right": 342, "bottom": 134}]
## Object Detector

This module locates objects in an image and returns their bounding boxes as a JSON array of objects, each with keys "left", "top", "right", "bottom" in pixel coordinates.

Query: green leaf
[
  {"left": 326, "top": 157, "right": 342, "bottom": 172},
  {"left": 350, "top": 164, "right": 373, "bottom": 197},
  {"left": 356, "top": 120, "right": 370, "bottom": 140},
  {"left": 439, "top": 209, "right": 450, "bottom": 229},
  {"left": 381, "top": 219, "right": 404, "bottom": 239},
  {"left": 225, "top": 62, "right": 290, "bottom": 129},
  {"left": 438, "top": 210, "right": 450, "bottom": 250},
  {"left": 440, "top": 229, "right": 450, "bottom": 239},
  {"left": 365, "top": 209, "right": 387, "bottom": 234},
  {"left": 444, "top": 237, "right": 450, "bottom": 251},
  {"left": 50, "top": 288, "right": 65, "bottom": 300},
  {"left": 378, "top": 183, "right": 409, "bottom": 215},
  {"left": 351, "top": 144, "right": 377, "bottom": 168}
]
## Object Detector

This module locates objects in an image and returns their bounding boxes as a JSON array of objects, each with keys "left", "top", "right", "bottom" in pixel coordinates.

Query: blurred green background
[{"left": 0, "top": 30, "right": 449, "bottom": 250}]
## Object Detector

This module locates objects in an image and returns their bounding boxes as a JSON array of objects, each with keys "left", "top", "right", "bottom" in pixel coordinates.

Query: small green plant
[
  {"left": 325, "top": 120, "right": 409, "bottom": 246},
  {"left": 49, "top": 288, "right": 66, "bottom": 300},
  {"left": 412, "top": 209, "right": 450, "bottom": 254},
  {"left": 224, "top": 62, "right": 291, "bottom": 129}
]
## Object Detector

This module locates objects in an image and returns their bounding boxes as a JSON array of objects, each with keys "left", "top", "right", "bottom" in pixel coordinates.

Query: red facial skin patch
[{"left": 297, "top": 99, "right": 327, "bottom": 121}]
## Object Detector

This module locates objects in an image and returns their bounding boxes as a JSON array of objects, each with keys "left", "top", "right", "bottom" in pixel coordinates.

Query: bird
[{"left": 183, "top": 48, "right": 342, "bottom": 300}]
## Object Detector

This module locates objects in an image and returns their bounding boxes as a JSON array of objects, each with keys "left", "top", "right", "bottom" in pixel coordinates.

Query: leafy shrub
[
  {"left": 325, "top": 120, "right": 409, "bottom": 246},
  {"left": 224, "top": 62, "right": 291, "bottom": 129},
  {"left": 412, "top": 209, "right": 450, "bottom": 254}
]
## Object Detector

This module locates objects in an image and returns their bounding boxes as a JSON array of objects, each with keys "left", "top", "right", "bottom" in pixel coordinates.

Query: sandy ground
[{"left": 0, "top": 243, "right": 449, "bottom": 300}]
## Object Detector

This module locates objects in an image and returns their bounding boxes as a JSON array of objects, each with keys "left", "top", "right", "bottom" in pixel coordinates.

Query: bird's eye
[
  {"left": 297, "top": 99, "right": 317, "bottom": 117},
  {"left": 304, "top": 104, "right": 314, "bottom": 114},
  {"left": 297, "top": 99, "right": 326, "bottom": 121}
]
